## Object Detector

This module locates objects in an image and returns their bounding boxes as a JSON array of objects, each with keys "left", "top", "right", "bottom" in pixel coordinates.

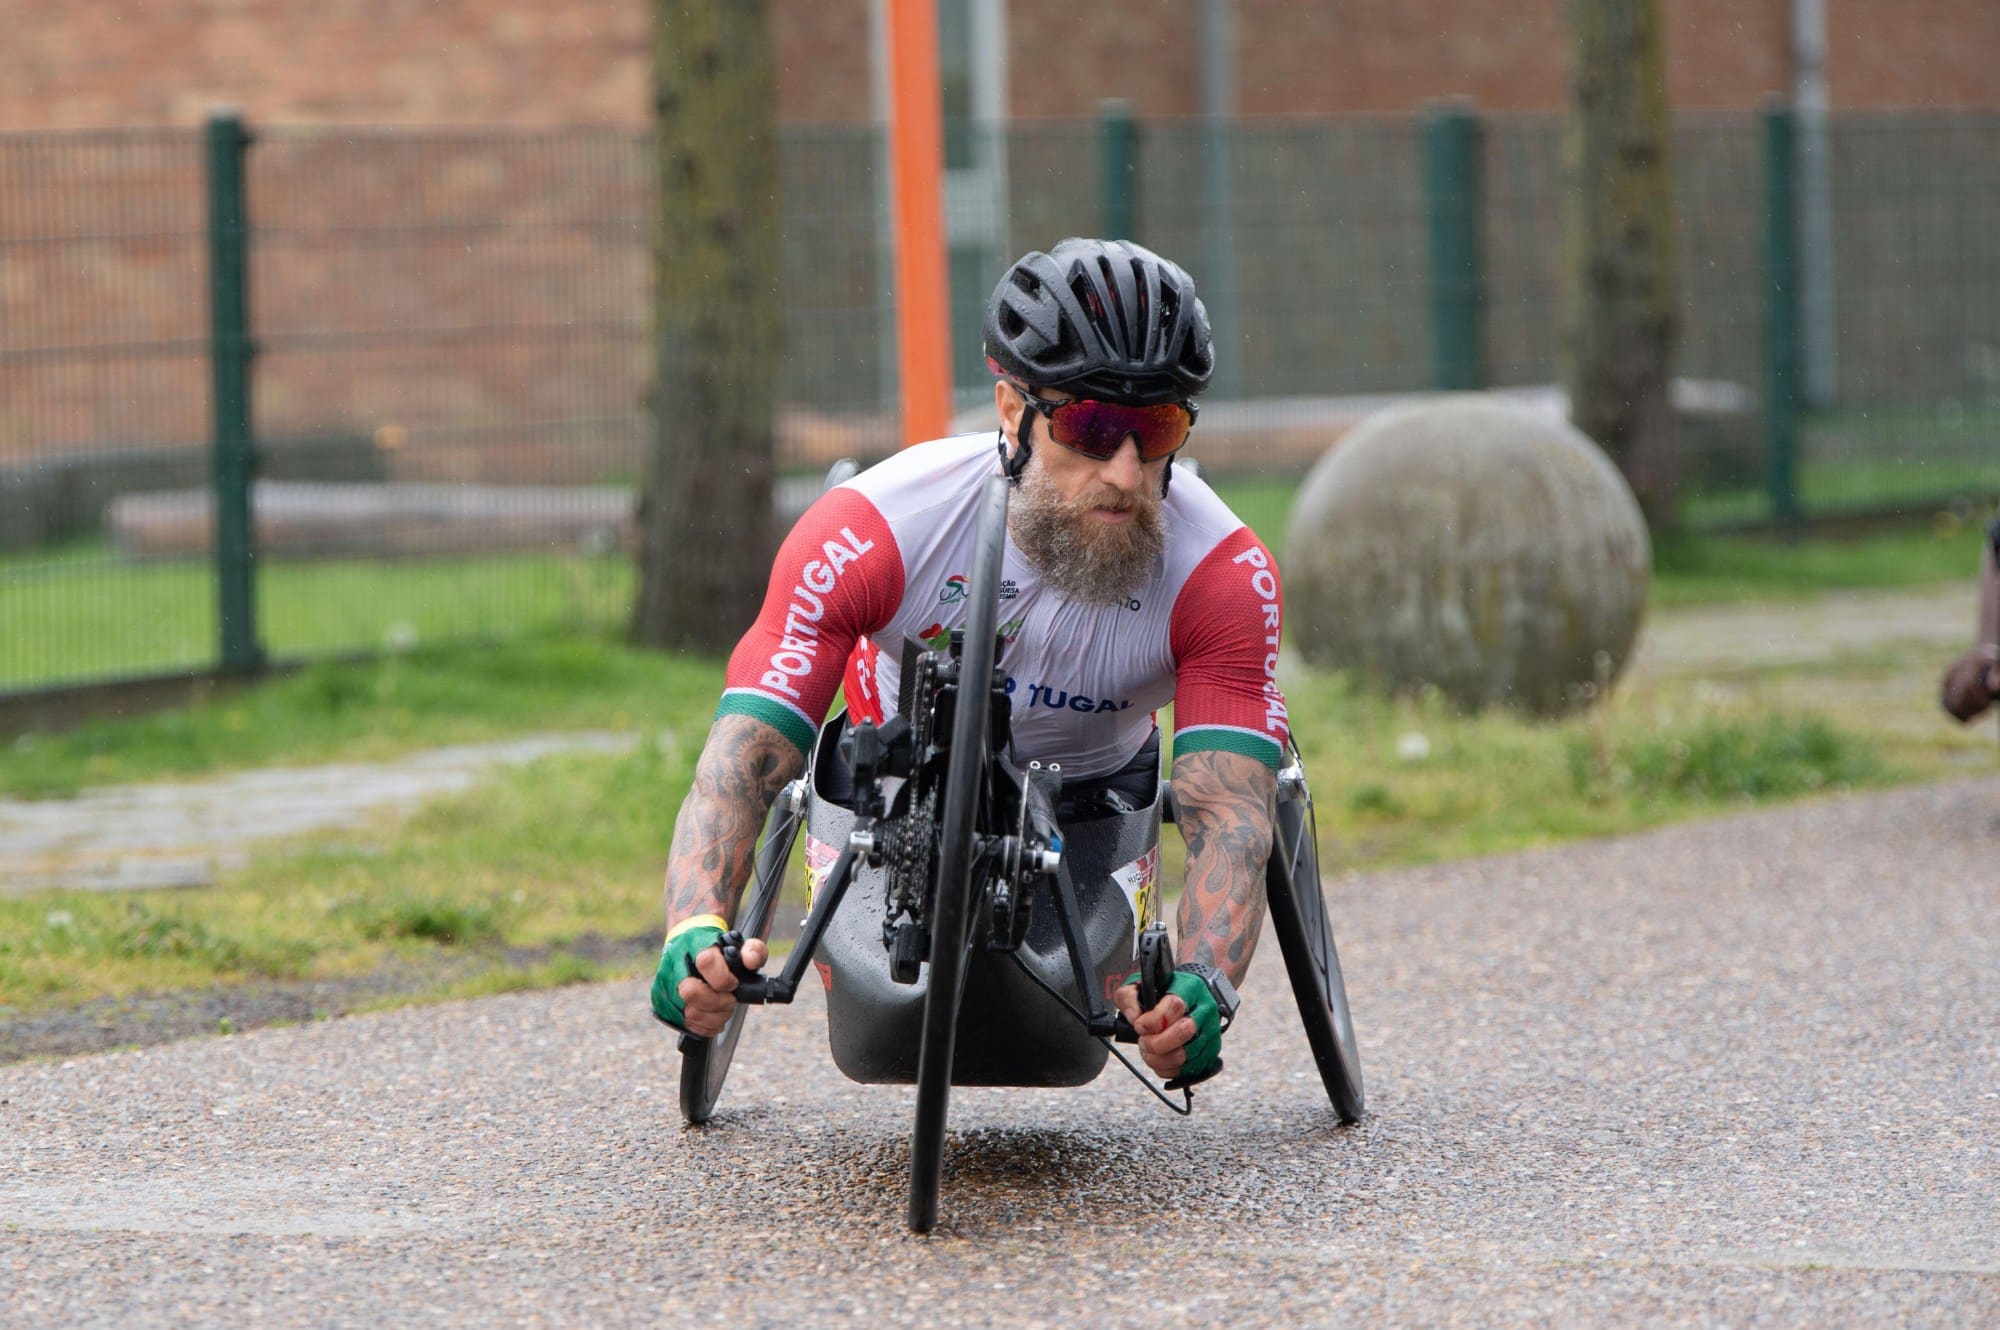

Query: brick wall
[
  {"left": 0, "top": 0, "right": 869, "bottom": 129},
  {"left": 1827, "top": 0, "right": 2000, "bottom": 110},
  {"left": 0, "top": 0, "right": 1991, "bottom": 132},
  {"left": 2, "top": 2, "right": 1993, "bottom": 498}
]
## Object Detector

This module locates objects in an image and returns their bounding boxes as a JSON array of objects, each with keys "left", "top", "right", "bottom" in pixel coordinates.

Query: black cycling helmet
[{"left": 983, "top": 238, "right": 1214, "bottom": 406}]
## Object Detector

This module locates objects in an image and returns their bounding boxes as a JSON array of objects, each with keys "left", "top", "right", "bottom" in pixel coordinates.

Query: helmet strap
[{"left": 998, "top": 422, "right": 1032, "bottom": 485}]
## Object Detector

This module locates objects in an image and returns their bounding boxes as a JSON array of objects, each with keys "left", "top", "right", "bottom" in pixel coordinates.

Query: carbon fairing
[{"left": 805, "top": 715, "right": 1162, "bottom": 1087}]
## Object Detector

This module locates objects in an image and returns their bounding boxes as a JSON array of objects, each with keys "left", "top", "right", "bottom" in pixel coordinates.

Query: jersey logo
[
  {"left": 759, "top": 525, "right": 877, "bottom": 702},
  {"left": 1005, "top": 678, "right": 1134, "bottom": 714},
  {"left": 943, "top": 575, "right": 1020, "bottom": 606},
  {"left": 919, "top": 613, "right": 1024, "bottom": 652},
  {"left": 1232, "top": 544, "right": 1290, "bottom": 737}
]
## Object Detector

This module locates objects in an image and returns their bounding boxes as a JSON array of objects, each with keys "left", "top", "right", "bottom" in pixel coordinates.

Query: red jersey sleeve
[
  {"left": 717, "top": 487, "right": 902, "bottom": 755},
  {"left": 1167, "top": 526, "right": 1290, "bottom": 769}
]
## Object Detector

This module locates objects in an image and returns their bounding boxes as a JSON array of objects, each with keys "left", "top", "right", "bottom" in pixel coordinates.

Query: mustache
[{"left": 1072, "top": 485, "right": 1148, "bottom": 515}]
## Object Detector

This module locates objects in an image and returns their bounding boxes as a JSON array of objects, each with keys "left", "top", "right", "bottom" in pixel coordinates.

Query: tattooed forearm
[
  {"left": 663, "top": 714, "right": 807, "bottom": 929},
  {"left": 1171, "top": 748, "right": 1277, "bottom": 987}
]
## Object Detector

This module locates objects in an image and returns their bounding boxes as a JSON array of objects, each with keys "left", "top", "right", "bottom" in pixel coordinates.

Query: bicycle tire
[
  {"left": 1264, "top": 777, "right": 1365, "bottom": 1123},
  {"left": 678, "top": 795, "right": 800, "bottom": 1126},
  {"left": 907, "top": 474, "right": 1008, "bottom": 1233}
]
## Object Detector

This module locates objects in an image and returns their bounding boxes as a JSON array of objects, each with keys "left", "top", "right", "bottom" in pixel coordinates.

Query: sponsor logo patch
[
  {"left": 1111, "top": 845, "right": 1161, "bottom": 936},
  {"left": 803, "top": 833, "right": 839, "bottom": 909}
]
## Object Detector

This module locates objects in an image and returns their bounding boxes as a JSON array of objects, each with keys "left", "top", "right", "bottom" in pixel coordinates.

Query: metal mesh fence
[
  {"left": 1801, "top": 113, "right": 2000, "bottom": 517},
  {"left": 0, "top": 131, "right": 215, "bottom": 690},
  {"left": 3, "top": 111, "right": 1996, "bottom": 698}
]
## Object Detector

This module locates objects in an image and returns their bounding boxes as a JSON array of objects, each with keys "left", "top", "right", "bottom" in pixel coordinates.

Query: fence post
[
  {"left": 1762, "top": 100, "right": 1802, "bottom": 530},
  {"left": 1100, "top": 99, "right": 1137, "bottom": 242},
  {"left": 205, "top": 109, "right": 264, "bottom": 674},
  {"left": 1423, "top": 99, "right": 1484, "bottom": 391}
]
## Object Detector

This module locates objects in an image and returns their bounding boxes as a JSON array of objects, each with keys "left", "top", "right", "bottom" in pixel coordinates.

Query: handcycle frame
[{"left": 676, "top": 472, "right": 1364, "bottom": 1233}]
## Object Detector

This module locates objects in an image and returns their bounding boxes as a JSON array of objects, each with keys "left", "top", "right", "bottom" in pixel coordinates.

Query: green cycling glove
[
  {"left": 1126, "top": 967, "right": 1227, "bottom": 1079},
  {"left": 649, "top": 914, "right": 727, "bottom": 1030}
]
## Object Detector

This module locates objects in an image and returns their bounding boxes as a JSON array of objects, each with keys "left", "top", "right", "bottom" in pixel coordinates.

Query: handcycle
[{"left": 672, "top": 472, "right": 1364, "bottom": 1233}]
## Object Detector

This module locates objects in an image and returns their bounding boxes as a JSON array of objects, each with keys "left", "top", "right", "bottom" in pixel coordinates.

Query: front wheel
[
  {"left": 678, "top": 790, "right": 800, "bottom": 1125},
  {"left": 907, "top": 474, "right": 1008, "bottom": 1233},
  {"left": 1264, "top": 776, "right": 1365, "bottom": 1124}
]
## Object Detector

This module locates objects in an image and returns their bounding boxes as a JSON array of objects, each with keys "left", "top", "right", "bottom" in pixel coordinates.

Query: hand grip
[
  {"left": 682, "top": 930, "right": 773, "bottom": 1004},
  {"left": 1113, "top": 924, "right": 1176, "bottom": 1043},
  {"left": 1136, "top": 923, "right": 1174, "bottom": 1011}
]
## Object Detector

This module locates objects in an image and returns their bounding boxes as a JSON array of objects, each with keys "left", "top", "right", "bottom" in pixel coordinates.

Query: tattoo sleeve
[
  {"left": 662, "top": 714, "right": 807, "bottom": 930},
  {"left": 1170, "top": 748, "right": 1278, "bottom": 988}
]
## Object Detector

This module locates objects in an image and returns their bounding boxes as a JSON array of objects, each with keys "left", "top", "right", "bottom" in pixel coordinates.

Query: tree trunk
[
  {"left": 1560, "top": 0, "right": 1680, "bottom": 533},
  {"left": 631, "top": 0, "right": 782, "bottom": 651}
]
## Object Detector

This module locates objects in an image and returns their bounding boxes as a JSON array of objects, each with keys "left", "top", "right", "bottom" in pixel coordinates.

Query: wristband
[
  {"left": 1174, "top": 962, "right": 1241, "bottom": 1025},
  {"left": 665, "top": 913, "right": 729, "bottom": 943}
]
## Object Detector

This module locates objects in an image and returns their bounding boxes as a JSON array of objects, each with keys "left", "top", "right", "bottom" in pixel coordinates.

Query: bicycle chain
[
  {"left": 883, "top": 779, "right": 939, "bottom": 927},
  {"left": 882, "top": 651, "right": 944, "bottom": 935}
]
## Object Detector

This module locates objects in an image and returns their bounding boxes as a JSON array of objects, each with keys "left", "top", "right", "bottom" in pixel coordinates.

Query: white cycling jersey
[{"left": 719, "top": 433, "right": 1289, "bottom": 779}]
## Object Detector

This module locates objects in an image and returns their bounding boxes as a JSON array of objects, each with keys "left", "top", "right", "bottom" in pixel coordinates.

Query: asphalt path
[{"left": 6, "top": 777, "right": 1999, "bottom": 1327}]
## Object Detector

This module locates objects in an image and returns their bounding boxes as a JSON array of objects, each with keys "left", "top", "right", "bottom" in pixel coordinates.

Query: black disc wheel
[
  {"left": 1264, "top": 775, "right": 1365, "bottom": 1123},
  {"left": 678, "top": 790, "right": 802, "bottom": 1126},
  {"left": 907, "top": 474, "right": 1008, "bottom": 1233}
]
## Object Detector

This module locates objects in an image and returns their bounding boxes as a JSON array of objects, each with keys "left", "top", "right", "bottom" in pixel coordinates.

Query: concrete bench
[{"left": 108, "top": 482, "right": 633, "bottom": 559}]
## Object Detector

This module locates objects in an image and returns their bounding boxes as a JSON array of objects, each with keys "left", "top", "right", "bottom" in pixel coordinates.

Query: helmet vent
[
  {"left": 1071, "top": 271, "right": 1105, "bottom": 330},
  {"left": 1097, "top": 256, "right": 1126, "bottom": 346}
]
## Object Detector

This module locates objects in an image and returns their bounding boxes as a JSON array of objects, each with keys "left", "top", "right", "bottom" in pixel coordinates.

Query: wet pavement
[{"left": 5, "top": 776, "right": 1998, "bottom": 1326}]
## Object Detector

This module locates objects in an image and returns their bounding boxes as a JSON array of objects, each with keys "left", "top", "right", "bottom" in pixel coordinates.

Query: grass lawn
[
  {"left": 0, "top": 544, "right": 630, "bottom": 694},
  {"left": 3, "top": 625, "right": 1993, "bottom": 1015},
  {"left": 3, "top": 475, "right": 1995, "bottom": 1022},
  {"left": 7, "top": 478, "right": 1992, "bottom": 695}
]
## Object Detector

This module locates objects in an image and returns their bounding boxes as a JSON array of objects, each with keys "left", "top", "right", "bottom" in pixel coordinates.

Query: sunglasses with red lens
[{"left": 1012, "top": 384, "right": 1197, "bottom": 463}]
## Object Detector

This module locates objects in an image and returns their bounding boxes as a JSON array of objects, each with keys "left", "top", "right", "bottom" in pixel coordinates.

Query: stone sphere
[{"left": 1284, "top": 395, "right": 1651, "bottom": 715}]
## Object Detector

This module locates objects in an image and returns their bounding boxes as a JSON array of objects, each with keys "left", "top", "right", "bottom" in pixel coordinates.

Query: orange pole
[{"left": 887, "top": 0, "right": 953, "bottom": 448}]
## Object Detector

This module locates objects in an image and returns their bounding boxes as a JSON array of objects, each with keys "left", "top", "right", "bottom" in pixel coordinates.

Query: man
[
  {"left": 1939, "top": 509, "right": 2000, "bottom": 723},
  {"left": 649, "top": 238, "right": 1288, "bottom": 1086}
]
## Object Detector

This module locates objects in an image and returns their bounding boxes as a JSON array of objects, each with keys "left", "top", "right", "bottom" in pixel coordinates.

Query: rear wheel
[
  {"left": 1264, "top": 774, "right": 1365, "bottom": 1123},
  {"left": 907, "top": 475, "right": 1008, "bottom": 1233},
  {"left": 678, "top": 791, "right": 801, "bottom": 1125}
]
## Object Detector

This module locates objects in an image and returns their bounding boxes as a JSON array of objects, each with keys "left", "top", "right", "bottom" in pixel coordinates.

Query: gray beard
[{"left": 1008, "top": 464, "right": 1165, "bottom": 606}]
